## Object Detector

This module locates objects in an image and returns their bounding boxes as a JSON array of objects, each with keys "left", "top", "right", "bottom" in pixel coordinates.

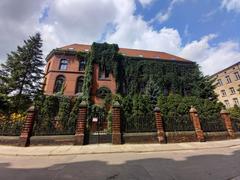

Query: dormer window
[{"left": 59, "top": 59, "right": 68, "bottom": 70}]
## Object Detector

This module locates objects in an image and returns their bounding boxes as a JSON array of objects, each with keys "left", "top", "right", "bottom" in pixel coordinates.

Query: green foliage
[
  {"left": 0, "top": 33, "right": 44, "bottom": 112},
  {"left": 82, "top": 52, "right": 92, "bottom": 101},
  {"left": 77, "top": 51, "right": 88, "bottom": 59},
  {"left": 107, "top": 110, "right": 112, "bottom": 133},
  {"left": 57, "top": 96, "right": 71, "bottom": 129},
  {"left": 157, "top": 94, "right": 223, "bottom": 117},
  {"left": 38, "top": 96, "right": 59, "bottom": 131},
  {"left": 121, "top": 58, "right": 217, "bottom": 100},
  {"left": 121, "top": 95, "right": 153, "bottom": 120},
  {"left": 68, "top": 96, "right": 82, "bottom": 130},
  {"left": 91, "top": 42, "right": 119, "bottom": 74},
  {"left": 96, "top": 86, "right": 111, "bottom": 99},
  {"left": 90, "top": 104, "right": 106, "bottom": 121},
  {"left": 0, "top": 93, "right": 10, "bottom": 114},
  {"left": 228, "top": 105, "right": 240, "bottom": 118},
  {"left": 144, "top": 77, "right": 161, "bottom": 105}
]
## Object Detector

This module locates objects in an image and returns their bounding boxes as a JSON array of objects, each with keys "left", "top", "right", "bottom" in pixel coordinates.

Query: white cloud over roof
[{"left": 0, "top": 0, "right": 239, "bottom": 75}]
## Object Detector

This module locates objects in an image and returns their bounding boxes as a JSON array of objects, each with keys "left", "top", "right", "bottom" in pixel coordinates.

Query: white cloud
[
  {"left": 138, "top": 0, "right": 155, "bottom": 7},
  {"left": 150, "top": 0, "right": 185, "bottom": 23},
  {"left": 221, "top": 0, "right": 240, "bottom": 13},
  {"left": 0, "top": 0, "right": 239, "bottom": 76},
  {"left": 179, "top": 34, "right": 240, "bottom": 75},
  {"left": 0, "top": 0, "right": 47, "bottom": 61}
]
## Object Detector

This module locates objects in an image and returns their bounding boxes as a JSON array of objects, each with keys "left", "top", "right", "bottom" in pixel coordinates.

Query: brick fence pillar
[
  {"left": 112, "top": 102, "right": 121, "bottom": 144},
  {"left": 189, "top": 106, "right": 205, "bottom": 142},
  {"left": 220, "top": 109, "right": 235, "bottom": 138},
  {"left": 19, "top": 106, "right": 36, "bottom": 147},
  {"left": 74, "top": 101, "right": 87, "bottom": 145},
  {"left": 154, "top": 107, "right": 166, "bottom": 143}
]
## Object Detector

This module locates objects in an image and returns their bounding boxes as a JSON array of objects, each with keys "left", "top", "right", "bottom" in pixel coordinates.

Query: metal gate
[{"left": 88, "top": 115, "right": 112, "bottom": 144}]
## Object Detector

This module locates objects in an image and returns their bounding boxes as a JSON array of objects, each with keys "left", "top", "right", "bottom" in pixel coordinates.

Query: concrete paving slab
[{"left": 0, "top": 139, "right": 239, "bottom": 156}]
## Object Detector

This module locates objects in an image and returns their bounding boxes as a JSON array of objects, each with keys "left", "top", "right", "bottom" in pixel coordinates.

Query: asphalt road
[{"left": 0, "top": 146, "right": 240, "bottom": 180}]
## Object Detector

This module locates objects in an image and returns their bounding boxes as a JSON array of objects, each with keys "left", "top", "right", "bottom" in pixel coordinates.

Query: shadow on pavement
[{"left": 0, "top": 150, "right": 240, "bottom": 180}]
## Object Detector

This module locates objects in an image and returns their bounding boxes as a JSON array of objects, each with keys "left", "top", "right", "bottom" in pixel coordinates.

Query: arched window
[
  {"left": 59, "top": 59, "right": 68, "bottom": 70},
  {"left": 54, "top": 75, "right": 65, "bottom": 93},
  {"left": 75, "top": 76, "right": 84, "bottom": 94},
  {"left": 79, "top": 60, "right": 85, "bottom": 71}
]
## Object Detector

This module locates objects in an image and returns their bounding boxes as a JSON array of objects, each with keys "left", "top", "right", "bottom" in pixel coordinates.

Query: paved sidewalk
[{"left": 0, "top": 139, "right": 240, "bottom": 156}]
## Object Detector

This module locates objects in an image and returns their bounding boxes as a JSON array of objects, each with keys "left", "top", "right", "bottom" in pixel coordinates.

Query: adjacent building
[{"left": 211, "top": 62, "right": 240, "bottom": 108}]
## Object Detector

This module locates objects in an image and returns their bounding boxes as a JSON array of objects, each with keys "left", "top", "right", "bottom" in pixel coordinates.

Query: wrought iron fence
[
  {"left": 124, "top": 113, "right": 156, "bottom": 133},
  {"left": 200, "top": 113, "right": 226, "bottom": 132},
  {"left": 0, "top": 121, "right": 24, "bottom": 136},
  {"left": 163, "top": 114, "right": 194, "bottom": 132},
  {"left": 33, "top": 118, "right": 75, "bottom": 136},
  {"left": 231, "top": 117, "right": 240, "bottom": 132}
]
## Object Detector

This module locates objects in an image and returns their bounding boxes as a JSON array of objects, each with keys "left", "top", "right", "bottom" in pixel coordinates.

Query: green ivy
[{"left": 57, "top": 95, "right": 71, "bottom": 129}]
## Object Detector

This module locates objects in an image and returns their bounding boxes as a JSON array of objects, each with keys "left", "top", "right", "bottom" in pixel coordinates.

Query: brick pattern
[
  {"left": 220, "top": 110, "right": 236, "bottom": 138},
  {"left": 112, "top": 105, "right": 121, "bottom": 144},
  {"left": 19, "top": 106, "right": 36, "bottom": 147},
  {"left": 189, "top": 108, "right": 205, "bottom": 142},
  {"left": 154, "top": 107, "right": 166, "bottom": 143},
  {"left": 74, "top": 105, "right": 87, "bottom": 145},
  {"left": 166, "top": 132, "right": 198, "bottom": 143}
]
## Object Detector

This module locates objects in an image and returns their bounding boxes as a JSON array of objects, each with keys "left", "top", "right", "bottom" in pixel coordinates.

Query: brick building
[
  {"left": 43, "top": 43, "right": 191, "bottom": 104},
  {"left": 211, "top": 62, "right": 240, "bottom": 108}
]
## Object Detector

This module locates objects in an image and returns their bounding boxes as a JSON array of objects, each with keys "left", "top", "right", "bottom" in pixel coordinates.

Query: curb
[{"left": 0, "top": 140, "right": 240, "bottom": 157}]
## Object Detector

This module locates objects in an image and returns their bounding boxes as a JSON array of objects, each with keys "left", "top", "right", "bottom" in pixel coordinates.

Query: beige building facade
[{"left": 212, "top": 62, "right": 240, "bottom": 108}]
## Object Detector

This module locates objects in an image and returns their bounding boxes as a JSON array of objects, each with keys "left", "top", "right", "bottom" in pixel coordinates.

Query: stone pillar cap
[
  {"left": 189, "top": 106, "right": 197, "bottom": 113},
  {"left": 154, "top": 107, "right": 160, "bottom": 112},
  {"left": 79, "top": 100, "right": 87, "bottom": 107},
  {"left": 220, "top": 109, "right": 229, "bottom": 114},
  {"left": 113, "top": 101, "right": 121, "bottom": 108},
  {"left": 27, "top": 105, "right": 35, "bottom": 112}
]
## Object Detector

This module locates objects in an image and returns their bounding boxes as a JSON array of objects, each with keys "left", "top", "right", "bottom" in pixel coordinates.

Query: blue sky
[
  {"left": 0, "top": 0, "right": 240, "bottom": 75},
  {"left": 136, "top": 0, "right": 240, "bottom": 45}
]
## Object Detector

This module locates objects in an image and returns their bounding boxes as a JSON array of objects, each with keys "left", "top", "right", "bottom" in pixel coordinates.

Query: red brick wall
[
  {"left": 44, "top": 54, "right": 117, "bottom": 104},
  {"left": 44, "top": 54, "right": 85, "bottom": 96}
]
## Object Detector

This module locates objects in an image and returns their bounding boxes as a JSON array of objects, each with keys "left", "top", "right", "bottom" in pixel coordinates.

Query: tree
[
  {"left": 144, "top": 77, "right": 160, "bottom": 105},
  {"left": 0, "top": 33, "right": 44, "bottom": 112}
]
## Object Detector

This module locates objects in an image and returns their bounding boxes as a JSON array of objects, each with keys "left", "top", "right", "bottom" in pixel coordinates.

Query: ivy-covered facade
[{"left": 44, "top": 42, "right": 215, "bottom": 104}]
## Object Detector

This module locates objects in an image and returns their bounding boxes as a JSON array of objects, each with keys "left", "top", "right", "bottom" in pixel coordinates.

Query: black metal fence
[
  {"left": 231, "top": 117, "right": 240, "bottom": 132},
  {"left": 200, "top": 113, "right": 226, "bottom": 132},
  {"left": 163, "top": 114, "right": 194, "bottom": 132},
  {"left": 124, "top": 113, "right": 156, "bottom": 133},
  {"left": 33, "top": 118, "right": 75, "bottom": 136},
  {"left": 0, "top": 121, "right": 24, "bottom": 136}
]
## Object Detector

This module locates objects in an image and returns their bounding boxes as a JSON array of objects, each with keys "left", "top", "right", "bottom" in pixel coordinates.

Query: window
[
  {"left": 229, "top": 87, "right": 236, "bottom": 95},
  {"left": 233, "top": 98, "right": 239, "bottom": 106},
  {"left": 75, "top": 76, "right": 84, "bottom": 94},
  {"left": 59, "top": 59, "right": 68, "bottom": 70},
  {"left": 225, "top": 75, "right": 232, "bottom": 83},
  {"left": 79, "top": 60, "right": 85, "bottom": 71},
  {"left": 54, "top": 75, "right": 65, "bottom": 93},
  {"left": 221, "top": 90, "right": 227, "bottom": 97},
  {"left": 224, "top": 100, "right": 230, "bottom": 108},
  {"left": 234, "top": 72, "right": 240, "bottom": 80},
  {"left": 99, "top": 68, "right": 110, "bottom": 79},
  {"left": 217, "top": 79, "right": 223, "bottom": 86}
]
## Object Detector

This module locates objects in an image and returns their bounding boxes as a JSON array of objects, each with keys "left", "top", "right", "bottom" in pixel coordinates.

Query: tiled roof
[{"left": 59, "top": 43, "right": 192, "bottom": 63}]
